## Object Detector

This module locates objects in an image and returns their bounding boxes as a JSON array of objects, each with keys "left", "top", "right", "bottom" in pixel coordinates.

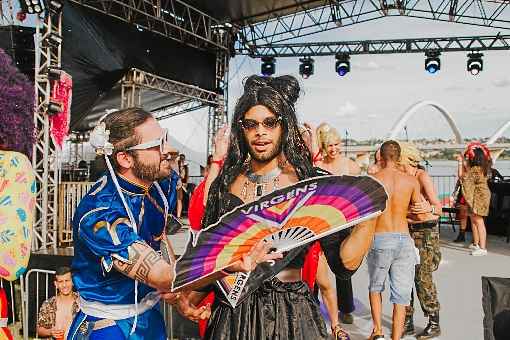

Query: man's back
[{"left": 373, "top": 167, "right": 421, "bottom": 233}]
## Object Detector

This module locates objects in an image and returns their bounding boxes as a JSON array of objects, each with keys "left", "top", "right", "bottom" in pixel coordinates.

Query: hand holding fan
[{"left": 172, "top": 175, "right": 388, "bottom": 293}]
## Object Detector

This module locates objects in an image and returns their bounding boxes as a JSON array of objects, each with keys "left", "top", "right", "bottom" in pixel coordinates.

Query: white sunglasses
[{"left": 126, "top": 128, "right": 169, "bottom": 154}]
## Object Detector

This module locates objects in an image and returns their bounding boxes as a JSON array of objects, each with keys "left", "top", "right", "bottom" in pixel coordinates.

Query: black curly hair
[{"left": 202, "top": 75, "right": 314, "bottom": 227}]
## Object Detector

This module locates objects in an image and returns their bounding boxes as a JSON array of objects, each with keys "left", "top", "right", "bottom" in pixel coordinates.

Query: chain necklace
[{"left": 241, "top": 165, "right": 282, "bottom": 200}]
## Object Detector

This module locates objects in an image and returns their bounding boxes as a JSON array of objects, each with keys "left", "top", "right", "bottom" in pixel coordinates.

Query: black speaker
[{"left": 0, "top": 25, "right": 35, "bottom": 79}]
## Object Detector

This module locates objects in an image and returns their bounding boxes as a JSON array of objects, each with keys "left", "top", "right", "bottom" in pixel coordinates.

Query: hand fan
[{"left": 172, "top": 175, "right": 387, "bottom": 294}]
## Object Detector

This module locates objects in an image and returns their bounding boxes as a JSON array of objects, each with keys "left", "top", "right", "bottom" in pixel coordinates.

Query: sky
[
  {"left": 163, "top": 16, "right": 510, "bottom": 157},
  {"left": 3, "top": 2, "right": 509, "bottom": 159}
]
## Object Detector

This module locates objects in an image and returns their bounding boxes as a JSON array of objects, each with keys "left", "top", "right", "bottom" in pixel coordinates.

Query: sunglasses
[
  {"left": 239, "top": 116, "right": 282, "bottom": 131},
  {"left": 126, "top": 128, "right": 170, "bottom": 154}
]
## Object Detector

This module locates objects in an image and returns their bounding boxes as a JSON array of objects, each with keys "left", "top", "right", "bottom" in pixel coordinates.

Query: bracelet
[
  {"left": 211, "top": 159, "right": 224, "bottom": 168},
  {"left": 431, "top": 206, "right": 435, "bottom": 215}
]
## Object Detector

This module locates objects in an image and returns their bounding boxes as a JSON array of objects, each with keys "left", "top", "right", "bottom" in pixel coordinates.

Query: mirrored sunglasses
[{"left": 239, "top": 116, "right": 282, "bottom": 131}]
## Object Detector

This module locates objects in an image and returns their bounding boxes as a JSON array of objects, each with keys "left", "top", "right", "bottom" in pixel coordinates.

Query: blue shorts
[{"left": 367, "top": 233, "right": 418, "bottom": 305}]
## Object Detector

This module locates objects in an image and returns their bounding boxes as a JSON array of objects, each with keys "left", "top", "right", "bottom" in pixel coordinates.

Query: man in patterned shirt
[{"left": 37, "top": 266, "right": 79, "bottom": 339}]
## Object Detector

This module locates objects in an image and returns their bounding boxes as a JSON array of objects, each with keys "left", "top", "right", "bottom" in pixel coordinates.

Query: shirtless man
[
  {"left": 367, "top": 140, "right": 425, "bottom": 340},
  {"left": 37, "top": 267, "right": 79, "bottom": 340}
]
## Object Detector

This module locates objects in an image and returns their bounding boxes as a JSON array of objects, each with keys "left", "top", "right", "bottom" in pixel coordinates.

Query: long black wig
[{"left": 202, "top": 75, "right": 315, "bottom": 227}]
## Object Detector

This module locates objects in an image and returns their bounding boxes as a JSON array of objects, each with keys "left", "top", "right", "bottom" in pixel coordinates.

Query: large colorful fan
[{"left": 172, "top": 175, "right": 387, "bottom": 296}]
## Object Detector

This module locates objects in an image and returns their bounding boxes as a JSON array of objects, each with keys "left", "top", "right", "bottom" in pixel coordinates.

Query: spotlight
[
  {"left": 261, "top": 56, "right": 275, "bottom": 76},
  {"left": 335, "top": 53, "right": 350, "bottom": 77},
  {"left": 424, "top": 51, "right": 441, "bottom": 74},
  {"left": 18, "top": 0, "right": 44, "bottom": 14},
  {"left": 47, "top": 0, "right": 64, "bottom": 14},
  {"left": 43, "top": 32, "right": 62, "bottom": 47},
  {"left": 47, "top": 100, "right": 63, "bottom": 115},
  {"left": 467, "top": 52, "right": 483, "bottom": 76},
  {"left": 47, "top": 67, "right": 62, "bottom": 81},
  {"left": 299, "top": 57, "right": 314, "bottom": 79}
]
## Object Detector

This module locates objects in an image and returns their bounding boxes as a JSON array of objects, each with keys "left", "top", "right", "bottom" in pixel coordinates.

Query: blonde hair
[
  {"left": 316, "top": 123, "right": 341, "bottom": 154},
  {"left": 398, "top": 141, "right": 422, "bottom": 167}
]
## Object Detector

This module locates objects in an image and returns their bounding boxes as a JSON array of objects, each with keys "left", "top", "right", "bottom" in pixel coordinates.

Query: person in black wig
[{"left": 192, "top": 75, "right": 377, "bottom": 340}]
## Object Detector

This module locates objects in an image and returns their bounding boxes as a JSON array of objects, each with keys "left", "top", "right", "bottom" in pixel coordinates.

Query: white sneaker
[
  {"left": 471, "top": 248, "right": 488, "bottom": 256},
  {"left": 468, "top": 243, "right": 480, "bottom": 250}
]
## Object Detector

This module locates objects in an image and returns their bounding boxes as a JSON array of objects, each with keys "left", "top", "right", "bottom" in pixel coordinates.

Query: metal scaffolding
[
  {"left": 237, "top": 34, "right": 510, "bottom": 57},
  {"left": 236, "top": 0, "right": 510, "bottom": 47},
  {"left": 32, "top": 12, "right": 62, "bottom": 250},
  {"left": 120, "top": 68, "right": 220, "bottom": 109},
  {"left": 153, "top": 100, "right": 209, "bottom": 120},
  {"left": 69, "top": 0, "right": 228, "bottom": 51},
  {"left": 207, "top": 51, "right": 229, "bottom": 156}
]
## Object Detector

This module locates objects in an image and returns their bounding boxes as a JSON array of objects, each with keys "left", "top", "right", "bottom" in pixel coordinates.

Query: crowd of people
[{"left": 1, "top": 63, "right": 499, "bottom": 340}]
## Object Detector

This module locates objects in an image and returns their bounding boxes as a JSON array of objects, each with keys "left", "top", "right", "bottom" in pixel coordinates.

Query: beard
[
  {"left": 132, "top": 154, "right": 161, "bottom": 183},
  {"left": 247, "top": 134, "right": 283, "bottom": 163}
]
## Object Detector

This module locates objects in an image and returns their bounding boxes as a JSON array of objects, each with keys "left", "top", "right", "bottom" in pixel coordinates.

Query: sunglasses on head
[
  {"left": 239, "top": 116, "right": 282, "bottom": 131},
  {"left": 126, "top": 128, "right": 169, "bottom": 154}
]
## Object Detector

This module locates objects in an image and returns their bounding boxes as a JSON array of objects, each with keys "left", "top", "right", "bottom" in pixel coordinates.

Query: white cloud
[
  {"left": 336, "top": 101, "right": 358, "bottom": 117},
  {"left": 492, "top": 78, "right": 510, "bottom": 88}
]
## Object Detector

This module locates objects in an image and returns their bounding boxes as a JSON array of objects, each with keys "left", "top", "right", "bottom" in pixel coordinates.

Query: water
[{"left": 427, "top": 160, "right": 510, "bottom": 176}]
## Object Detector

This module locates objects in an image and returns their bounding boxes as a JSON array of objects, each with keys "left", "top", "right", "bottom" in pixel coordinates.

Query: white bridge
[{"left": 344, "top": 100, "right": 510, "bottom": 161}]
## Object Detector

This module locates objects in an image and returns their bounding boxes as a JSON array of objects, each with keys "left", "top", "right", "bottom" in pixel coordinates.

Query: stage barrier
[{"left": 58, "top": 182, "right": 93, "bottom": 246}]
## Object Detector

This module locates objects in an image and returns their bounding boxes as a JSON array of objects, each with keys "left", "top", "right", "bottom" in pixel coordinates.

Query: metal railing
[
  {"left": 23, "top": 269, "right": 56, "bottom": 340},
  {"left": 57, "top": 182, "right": 94, "bottom": 246},
  {"left": 431, "top": 175, "right": 458, "bottom": 207}
]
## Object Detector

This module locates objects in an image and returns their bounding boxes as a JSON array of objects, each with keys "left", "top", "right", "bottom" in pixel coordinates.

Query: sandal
[{"left": 332, "top": 324, "right": 350, "bottom": 340}]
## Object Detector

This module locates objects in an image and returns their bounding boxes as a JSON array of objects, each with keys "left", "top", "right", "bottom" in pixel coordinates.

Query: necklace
[{"left": 242, "top": 165, "right": 282, "bottom": 199}]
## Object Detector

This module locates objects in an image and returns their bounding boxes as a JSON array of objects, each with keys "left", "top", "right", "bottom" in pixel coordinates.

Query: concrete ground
[
  {"left": 169, "top": 223, "right": 510, "bottom": 340},
  {"left": 334, "top": 227, "right": 510, "bottom": 340}
]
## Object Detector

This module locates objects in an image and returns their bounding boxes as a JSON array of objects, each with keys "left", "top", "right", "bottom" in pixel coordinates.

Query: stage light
[
  {"left": 261, "top": 56, "right": 275, "bottom": 76},
  {"left": 47, "top": 100, "right": 63, "bottom": 115},
  {"left": 47, "top": 67, "right": 62, "bottom": 81},
  {"left": 47, "top": 0, "right": 64, "bottom": 14},
  {"left": 335, "top": 53, "right": 350, "bottom": 77},
  {"left": 19, "top": 0, "right": 44, "bottom": 14},
  {"left": 43, "top": 32, "right": 62, "bottom": 47},
  {"left": 467, "top": 52, "right": 483, "bottom": 76},
  {"left": 424, "top": 51, "right": 441, "bottom": 74},
  {"left": 299, "top": 57, "right": 314, "bottom": 79}
]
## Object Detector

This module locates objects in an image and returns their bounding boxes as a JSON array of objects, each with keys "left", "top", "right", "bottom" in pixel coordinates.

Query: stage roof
[{"left": 184, "top": 0, "right": 325, "bottom": 25}]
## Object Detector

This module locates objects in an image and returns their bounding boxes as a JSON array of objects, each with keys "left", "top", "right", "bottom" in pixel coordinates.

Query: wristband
[
  {"left": 211, "top": 159, "right": 224, "bottom": 168},
  {"left": 431, "top": 206, "right": 436, "bottom": 215}
]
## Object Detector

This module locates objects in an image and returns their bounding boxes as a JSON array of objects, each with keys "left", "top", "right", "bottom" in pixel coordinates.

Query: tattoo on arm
[{"left": 113, "top": 243, "right": 164, "bottom": 285}]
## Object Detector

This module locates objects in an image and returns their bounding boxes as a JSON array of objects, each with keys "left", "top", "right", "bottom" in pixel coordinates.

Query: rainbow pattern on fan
[{"left": 172, "top": 175, "right": 387, "bottom": 292}]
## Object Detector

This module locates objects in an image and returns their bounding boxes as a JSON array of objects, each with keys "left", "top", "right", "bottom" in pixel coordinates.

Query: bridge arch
[
  {"left": 487, "top": 120, "right": 510, "bottom": 145},
  {"left": 387, "top": 100, "right": 463, "bottom": 143}
]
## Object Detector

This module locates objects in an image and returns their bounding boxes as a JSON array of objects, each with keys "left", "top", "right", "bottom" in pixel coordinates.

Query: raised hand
[{"left": 213, "top": 125, "right": 230, "bottom": 161}]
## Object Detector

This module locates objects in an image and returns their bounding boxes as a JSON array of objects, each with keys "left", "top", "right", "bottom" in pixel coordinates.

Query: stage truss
[
  {"left": 121, "top": 67, "right": 225, "bottom": 153},
  {"left": 238, "top": 34, "right": 510, "bottom": 57},
  {"left": 32, "top": 12, "right": 62, "bottom": 250},
  {"left": 236, "top": 0, "right": 510, "bottom": 48},
  {"left": 68, "top": 0, "right": 228, "bottom": 51}
]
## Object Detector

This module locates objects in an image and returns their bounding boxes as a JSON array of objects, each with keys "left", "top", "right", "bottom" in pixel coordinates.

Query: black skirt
[{"left": 204, "top": 278, "right": 329, "bottom": 340}]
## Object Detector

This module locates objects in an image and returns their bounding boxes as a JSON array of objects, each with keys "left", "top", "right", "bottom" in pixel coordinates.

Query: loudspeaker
[{"left": 0, "top": 25, "right": 35, "bottom": 79}]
